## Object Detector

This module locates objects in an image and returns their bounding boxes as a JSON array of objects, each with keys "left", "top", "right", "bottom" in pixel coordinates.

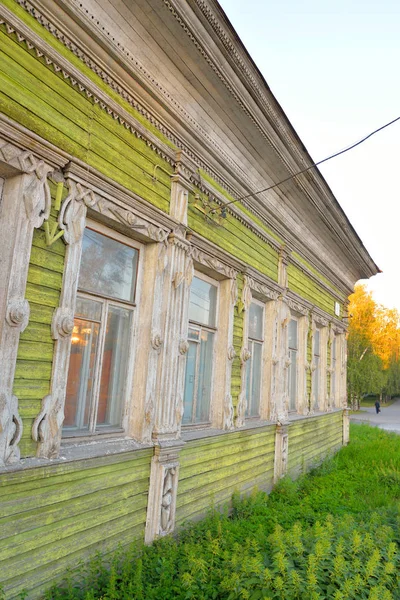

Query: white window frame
[
  {"left": 63, "top": 219, "right": 143, "bottom": 438},
  {"left": 331, "top": 335, "right": 337, "bottom": 406},
  {"left": 246, "top": 298, "right": 264, "bottom": 419},
  {"left": 288, "top": 317, "right": 299, "bottom": 412},
  {"left": 183, "top": 271, "right": 219, "bottom": 427}
]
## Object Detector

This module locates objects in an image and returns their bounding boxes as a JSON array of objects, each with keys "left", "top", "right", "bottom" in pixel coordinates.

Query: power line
[{"left": 214, "top": 115, "right": 400, "bottom": 213}]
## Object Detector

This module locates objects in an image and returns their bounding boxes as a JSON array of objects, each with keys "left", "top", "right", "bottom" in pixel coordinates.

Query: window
[
  {"left": 63, "top": 226, "right": 139, "bottom": 435},
  {"left": 313, "top": 329, "right": 321, "bottom": 409},
  {"left": 331, "top": 336, "right": 337, "bottom": 401},
  {"left": 246, "top": 301, "right": 264, "bottom": 417},
  {"left": 183, "top": 275, "right": 217, "bottom": 425},
  {"left": 288, "top": 319, "right": 298, "bottom": 411}
]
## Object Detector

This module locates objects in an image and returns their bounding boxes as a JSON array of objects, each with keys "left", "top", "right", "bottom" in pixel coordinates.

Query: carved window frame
[{"left": 62, "top": 219, "right": 144, "bottom": 439}]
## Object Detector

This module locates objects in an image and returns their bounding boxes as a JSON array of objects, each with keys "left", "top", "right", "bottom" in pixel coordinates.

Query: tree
[{"left": 347, "top": 284, "right": 400, "bottom": 409}]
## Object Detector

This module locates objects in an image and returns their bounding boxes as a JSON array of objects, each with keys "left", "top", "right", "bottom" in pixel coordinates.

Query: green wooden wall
[
  {"left": 287, "top": 264, "right": 338, "bottom": 316},
  {"left": 287, "top": 411, "right": 343, "bottom": 478},
  {"left": 13, "top": 182, "right": 66, "bottom": 457},
  {"left": 0, "top": 20, "right": 172, "bottom": 213},
  {"left": 176, "top": 425, "right": 276, "bottom": 524},
  {"left": 0, "top": 448, "right": 151, "bottom": 599}
]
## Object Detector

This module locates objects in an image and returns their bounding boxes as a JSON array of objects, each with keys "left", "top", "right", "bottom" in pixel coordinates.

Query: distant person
[{"left": 375, "top": 399, "right": 381, "bottom": 414}]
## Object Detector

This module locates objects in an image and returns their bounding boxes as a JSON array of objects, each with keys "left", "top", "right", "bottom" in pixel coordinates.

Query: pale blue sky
[{"left": 219, "top": 0, "right": 400, "bottom": 310}]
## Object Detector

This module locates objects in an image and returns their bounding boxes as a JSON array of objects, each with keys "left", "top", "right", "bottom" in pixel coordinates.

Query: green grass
[
  {"left": 360, "top": 396, "right": 397, "bottom": 408},
  {"left": 14, "top": 425, "right": 400, "bottom": 600}
]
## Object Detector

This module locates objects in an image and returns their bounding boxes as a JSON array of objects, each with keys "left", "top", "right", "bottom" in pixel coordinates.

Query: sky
[{"left": 219, "top": 0, "right": 400, "bottom": 310}]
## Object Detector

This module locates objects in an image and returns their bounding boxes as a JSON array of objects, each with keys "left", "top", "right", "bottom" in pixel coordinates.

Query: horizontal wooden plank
[
  {"left": 19, "top": 321, "right": 52, "bottom": 344},
  {"left": 25, "top": 282, "right": 60, "bottom": 308},
  {"left": 0, "top": 505, "right": 148, "bottom": 583},
  {"left": 0, "top": 448, "right": 152, "bottom": 491},
  {"left": 177, "top": 452, "right": 273, "bottom": 495},
  {"left": 17, "top": 340, "right": 54, "bottom": 362},
  {"left": 180, "top": 443, "right": 275, "bottom": 479},
  {"left": 12, "top": 380, "right": 50, "bottom": 399},
  {"left": 0, "top": 492, "right": 148, "bottom": 562},
  {"left": 3, "top": 521, "right": 145, "bottom": 600},
  {"left": 14, "top": 360, "right": 52, "bottom": 381},
  {"left": 27, "top": 263, "right": 63, "bottom": 290}
]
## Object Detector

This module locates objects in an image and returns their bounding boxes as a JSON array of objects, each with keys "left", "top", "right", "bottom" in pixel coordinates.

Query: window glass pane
[
  {"left": 288, "top": 319, "right": 298, "bottom": 350},
  {"left": 249, "top": 303, "right": 263, "bottom": 340},
  {"left": 78, "top": 229, "right": 138, "bottom": 302},
  {"left": 314, "top": 356, "right": 319, "bottom": 408},
  {"left": 64, "top": 319, "right": 100, "bottom": 430},
  {"left": 195, "top": 330, "right": 214, "bottom": 422},
  {"left": 246, "top": 341, "right": 262, "bottom": 417},
  {"left": 188, "top": 277, "right": 217, "bottom": 327},
  {"left": 75, "top": 297, "right": 102, "bottom": 321},
  {"left": 97, "top": 305, "right": 132, "bottom": 427},
  {"left": 183, "top": 341, "right": 197, "bottom": 425},
  {"left": 288, "top": 349, "right": 297, "bottom": 411}
]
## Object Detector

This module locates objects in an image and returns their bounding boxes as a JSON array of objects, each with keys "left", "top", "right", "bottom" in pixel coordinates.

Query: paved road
[{"left": 350, "top": 397, "right": 400, "bottom": 433}]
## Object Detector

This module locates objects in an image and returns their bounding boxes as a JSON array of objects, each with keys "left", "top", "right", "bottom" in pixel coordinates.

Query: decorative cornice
[
  {"left": 60, "top": 177, "right": 170, "bottom": 245},
  {"left": 6, "top": 0, "right": 377, "bottom": 287},
  {"left": 0, "top": 6, "right": 176, "bottom": 167},
  {"left": 244, "top": 274, "right": 280, "bottom": 303},
  {"left": 190, "top": 245, "right": 237, "bottom": 280}
]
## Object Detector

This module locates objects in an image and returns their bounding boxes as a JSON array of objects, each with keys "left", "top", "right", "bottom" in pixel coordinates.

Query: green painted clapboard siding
[
  {"left": 198, "top": 169, "right": 284, "bottom": 245},
  {"left": 188, "top": 199, "right": 279, "bottom": 282},
  {"left": 0, "top": 449, "right": 152, "bottom": 600},
  {"left": 287, "top": 412, "right": 343, "bottom": 477},
  {"left": 0, "top": 26, "right": 171, "bottom": 211},
  {"left": 232, "top": 275, "right": 244, "bottom": 410},
  {"left": 292, "top": 252, "right": 343, "bottom": 300},
  {"left": 287, "top": 263, "right": 336, "bottom": 316},
  {"left": 1, "top": 0, "right": 175, "bottom": 149},
  {"left": 176, "top": 426, "right": 276, "bottom": 524},
  {"left": 12, "top": 182, "right": 66, "bottom": 458}
]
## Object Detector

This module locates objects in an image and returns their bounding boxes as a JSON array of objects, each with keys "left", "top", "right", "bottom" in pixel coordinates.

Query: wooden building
[{"left": 0, "top": 0, "right": 378, "bottom": 596}]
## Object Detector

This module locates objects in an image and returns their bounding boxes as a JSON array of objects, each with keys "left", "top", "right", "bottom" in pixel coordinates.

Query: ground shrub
[{"left": 39, "top": 425, "right": 400, "bottom": 599}]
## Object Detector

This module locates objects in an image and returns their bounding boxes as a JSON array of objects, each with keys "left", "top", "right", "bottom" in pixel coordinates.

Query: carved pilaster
[
  {"left": 274, "top": 423, "right": 289, "bottom": 483},
  {"left": 151, "top": 228, "right": 193, "bottom": 440},
  {"left": 0, "top": 154, "right": 53, "bottom": 465},
  {"left": 170, "top": 152, "right": 194, "bottom": 225},
  {"left": 145, "top": 442, "right": 183, "bottom": 543},
  {"left": 297, "top": 314, "right": 310, "bottom": 416},
  {"left": 33, "top": 178, "right": 86, "bottom": 458},
  {"left": 236, "top": 276, "right": 252, "bottom": 427},
  {"left": 278, "top": 245, "right": 290, "bottom": 288},
  {"left": 268, "top": 298, "right": 291, "bottom": 423},
  {"left": 213, "top": 277, "right": 237, "bottom": 430}
]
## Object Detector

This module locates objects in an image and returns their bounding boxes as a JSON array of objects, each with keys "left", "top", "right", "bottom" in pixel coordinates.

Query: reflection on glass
[
  {"left": 196, "top": 330, "right": 214, "bottom": 422},
  {"left": 183, "top": 340, "right": 197, "bottom": 425},
  {"left": 75, "top": 297, "right": 102, "bottom": 321},
  {"left": 246, "top": 341, "right": 262, "bottom": 417},
  {"left": 289, "top": 348, "right": 297, "bottom": 411},
  {"left": 249, "top": 303, "right": 263, "bottom": 340},
  {"left": 188, "top": 277, "right": 217, "bottom": 326},
  {"left": 331, "top": 338, "right": 336, "bottom": 399},
  {"left": 97, "top": 306, "right": 131, "bottom": 427},
  {"left": 183, "top": 327, "right": 214, "bottom": 424},
  {"left": 288, "top": 319, "right": 298, "bottom": 349},
  {"left": 64, "top": 318, "right": 100, "bottom": 429},
  {"left": 78, "top": 229, "right": 138, "bottom": 302}
]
